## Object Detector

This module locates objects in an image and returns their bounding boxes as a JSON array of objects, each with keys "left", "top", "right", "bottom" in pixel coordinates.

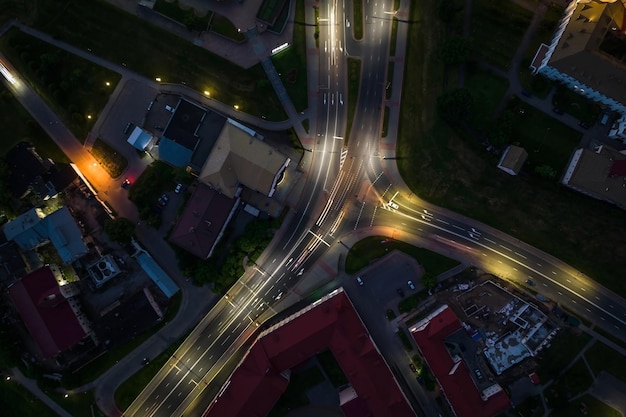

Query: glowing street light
[
  {"left": 203, "top": 90, "right": 210, "bottom": 96},
  {"left": 105, "top": 81, "right": 110, "bottom": 86},
  {"left": 233, "top": 105, "right": 239, "bottom": 110},
  {"left": 87, "top": 115, "right": 92, "bottom": 120},
  {"left": 155, "top": 77, "right": 162, "bottom": 82}
]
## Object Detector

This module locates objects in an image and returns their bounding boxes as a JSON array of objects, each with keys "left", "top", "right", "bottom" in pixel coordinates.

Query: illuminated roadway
[
  {"left": 3, "top": 1, "right": 624, "bottom": 416},
  {"left": 123, "top": 0, "right": 626, "bottom": 416}
]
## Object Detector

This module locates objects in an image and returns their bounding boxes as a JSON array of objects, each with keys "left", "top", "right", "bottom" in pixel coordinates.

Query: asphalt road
[{"left": 4, "top": 1, "right": 626, "bottom": 416}]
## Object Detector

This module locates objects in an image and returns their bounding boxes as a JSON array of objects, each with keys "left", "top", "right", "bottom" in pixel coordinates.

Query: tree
[
  {"left": 437, "top": 88, "right": 473, "bottom": 125},
  {"left": 104, "top": 217, "right": 136, "bottom": 243},
  {"left": 534, "top": 165, "right": 557, "bottom": 180},
  {"left": 422, "top": 272, "right": 437, "bottom": 289}
]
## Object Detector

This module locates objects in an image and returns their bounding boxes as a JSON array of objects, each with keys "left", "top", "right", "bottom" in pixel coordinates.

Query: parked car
[
  {"left": 407, "top": 280, "right": 415, "bottom": 290},
  {"left": 121, "top": 178, "right": 131, "bottom": 189},
  {"left": 175, "top": 183, "right": 183, "bottom": 193},
  {"left": 356, "top": 276, "right": 364, "bottom": 286},
  {"left": 409, "top": 363, "right": 417, "bottom": 373},
  {"left": 158, "top": 193, "right": 169, "bottom": 207}
]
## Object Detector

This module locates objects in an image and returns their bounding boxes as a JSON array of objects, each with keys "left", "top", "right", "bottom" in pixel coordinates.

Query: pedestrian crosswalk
[{"left": 339, "top": 148, "right": 348, "bottom": 169}]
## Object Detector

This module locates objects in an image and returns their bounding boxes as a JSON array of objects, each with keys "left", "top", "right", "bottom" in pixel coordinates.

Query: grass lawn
[
  {"left": 90, "top": 139, "right": 128, "bottom": 178},
  {"left": 506, "top": 97, "right": 582, "bottom": 169},
  {"left": 268, "top": 366, "right": 325, "bottom": 417},
  {"left": 382, "top": 106, "right": 390, "bottom": 137},
  {"left": 470, "top": 0, "right": 534, "bottom": 69},
  {"left": 544, "top": 359, "right": 593, "bottom": 408},
  {"left": 115, "top": 336, "right": 185, "bottom": 412},
  {"left": 210, "top": 13, "right": 246, "bottom": 42},
  {"left": 464, "top": 65, "right": 509, "bottom": 129},
  {"left": 154, "top": 0, "right": 212, "bottom": 32},
  {"left": 0, "top": 28, "right": 122, "bottom": 142},
  {"left": 346, "top": 57, "right": 361, "bottom": 145},
  {"left": 44, "top": 388, "right": 97, "bottom": 417},
  {"left": 352, "top": 0, "right": 363, "bottom": 40},
  {"left": 29, "top": 0, "right": 285, "bottom": 121},
  {"left": 271, "top": 0, "right": 308, "bottom": 112},
  {"left": 398, "top": 288, "right": 430, "bottom": 314},
  {"left": 585, "top": 341, "right": 626, "bottom": 384},
  {"left": 128, "top": 161, "right": 177, "bottom": 228},
  {"left": 536, "top": 329, "right": 591, "bottom": 381},
  {"left": 398, "top": 1, "right": 626, "bottom": 298},
  {"left": 0, "top": 84, "right": 69, "bottom": 163},
  {"left": 550, "top": 394, "right": 621, "bottom": 417},
  {"left": 345, "top": 236, "right": 460, "bottom": 275},
  {"left": 0, "top": 378, "right": 57, "bottom": 417},
  {"left": 386, "top": 62, "right": 394, "bottom": 99}
]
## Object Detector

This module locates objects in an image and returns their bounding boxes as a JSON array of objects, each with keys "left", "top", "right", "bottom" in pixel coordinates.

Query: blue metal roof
[
  {"left": 158, "top": 137, "right": 193, "bottom": 168},
  {"left": 136, "top": 252, "right": 179, "bottom": 298}
]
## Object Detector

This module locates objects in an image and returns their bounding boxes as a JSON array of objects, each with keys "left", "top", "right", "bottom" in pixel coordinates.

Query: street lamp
[
  {"left": 87, "top": 115, "right": 92, "bottom": 120},
  {"left": 203, "top": 90, "right": 210, "bottom": 96},
  {"left": 155, "top": 77, "right": 162, "bottom": 82},
  {"left": 234, "top": 105, "right": 239, "bottom": 110},
  {"left": 105, "top": 81, "right": 110, "bottom": 87}
]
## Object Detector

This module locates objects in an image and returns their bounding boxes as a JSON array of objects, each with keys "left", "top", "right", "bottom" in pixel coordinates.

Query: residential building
[
  {"left": 531, "top": 0, "right": 626, "bottom": 142},
  {"left": 497, "top": 145, "right": 528, "bottom": 176},
  {"left": 562, "top": 145, "right": 626, "bottom": 208}
]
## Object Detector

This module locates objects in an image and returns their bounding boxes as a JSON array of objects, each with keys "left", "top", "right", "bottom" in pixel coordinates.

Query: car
[
  {"left": 388, "top": 201, "right": 399, "bottom": 210},
  {"left": 158, "top": 193, "right": 169, "bottom": 207},
  {"left": 409, "top": 363, "right": 417, "bottom": 373},
  {"left": 407, "top": 280, "right": 415, "bottom": 290},
  {"left": 526, "top": 278, "right": 535, "bottom": 287},
  {"left": 356, "top": 276, "right": 364, "bottom": 286},
  {"left": 474, "top": 369, "right": 483, "bottom": 379},
  {"left": 553, "top": 107, "right": 564, "bottom": 115},
  {"left": 396, "top": 288, "right": 405, "bottom": 297},
  {"left": 174, "top": 183, "right": 183, "bottom": 193},
  {"left": 121, "top": 178, "right": 131, "bottom": 189},
  {"left": 142, "top": 357, "right": 150, "bottom": 366},
  {"left": 297, "top": 268, "right": 305, "bottom": 276}
]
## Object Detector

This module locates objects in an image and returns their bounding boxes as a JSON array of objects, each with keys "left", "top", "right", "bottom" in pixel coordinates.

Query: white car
[
  {"left": 175, "top": 183, "right": 183, "bottom": 193},
  {"left": 356, "top": 276, "right": 364, "bottom": 286},
  {"left": 388, "top": 201, "right": 399, "bottom": 210},
  {"left": 407, "top": 280, "right": 415, "bottom": 290}
]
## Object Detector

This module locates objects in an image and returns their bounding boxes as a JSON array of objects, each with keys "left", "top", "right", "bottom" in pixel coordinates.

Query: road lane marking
[
  {"left": 537, "top": 263, "right": 542, "bottom": 267},
  {"left": 542, "top": 283, "right": 547, "bottom": 287},
  {"left": 484, "top": 238, "right": 496, "bottom": 244},
  {"left": 499, "top": 245, "right": 512, "bottom": 251},
  {"left": 514, "top": 252, "right": 527, "bottom": 259},
  {"left": 452, "top": 225, "right": 465, "bottom": 231},
  {"left": 558, "top": 291, "right": 563, "bottom": 295},
  {"left": 435, "top": 219, "right": 449, "bottom": 225},
  {"left": 551, "top": 271, "right": 557, "bottom": 275},
  {"left": 580, "top": 287, "right": 586, "bottom": 291}
]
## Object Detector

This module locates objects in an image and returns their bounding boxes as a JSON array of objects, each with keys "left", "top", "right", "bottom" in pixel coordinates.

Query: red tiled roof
[
  {"left": 410, "top": 306, "right": 509, "bottom": 417},
  {"left": 205, "top": 289, "right": 416, "bottom": 417},
  {"left": 609, "top": 160, "right": 626, "bottom": 177},
  {"left": 8, "top": 267, "right": 85, "bottom": 358},
  {"left": 169, "top": 183, "right": 237, "bottom": 259}
]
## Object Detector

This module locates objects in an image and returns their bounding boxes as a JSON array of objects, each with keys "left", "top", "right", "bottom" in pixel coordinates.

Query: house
[
  {"left": 409, "top": 305, "right": 510, "bottom": 417},
  {"left": 531, "top": 0, "right": 626, "bottom": 142},
  {"left": 497, "top": 145, "right": 528, "bottom": 176},
  {"left": 8, "top": 266, "right": 88, "bottom": 358},
  {"left": 169, "top": 183, "right": 239, "bottom": 259},
  {"left": 204, "top": 288, "right": 416, "bottom": 417},
  {"left": 127, "top": 126, "right": 154, "bottom": 152},
  {"left": 157, "top": 98, "right": 226, "bottom": 169},
  {"left": 2, "top": 206, "right": 88, "bottom": 263},
  {"left": 198, "top": 118, "right": 290, "bottom": 199},
  {"left": 562, "top": 145, "right": 626, "bottom": 209}
]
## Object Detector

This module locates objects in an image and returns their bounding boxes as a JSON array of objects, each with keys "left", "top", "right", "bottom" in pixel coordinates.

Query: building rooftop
[
  {"left": 562, "top": 146, "right": 626, "bottom": 209},
  {"left": 169, "top": 183, "right": 238, "bottom": 259},
  {"left": 204, "top": 288, "right": 416, "bottom": 417},
  {"left": 198, "top": 119, "right": 290, "bottom": 198},
  {"left": 409, "top": 305, "right": 510, "bottom": 417},
  {"left": 162, "top": 98, "right": 206, "bottom": 151},
  {"left": 497, "top": 145, "right": 528, "bottom": 176},
  {"left": 136, "top": 252, "right": 179, "bottom": 298},
  {"left": 8, "top": 266, "right": 86, "bottom": 358}
]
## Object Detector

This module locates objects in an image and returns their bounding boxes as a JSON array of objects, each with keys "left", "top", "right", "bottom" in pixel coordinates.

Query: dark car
[
  {"left": 121, "top": 178, "right": 131, "bottom": 189},
  {"left": 409, "top": 363, "right": 417, "bottom": 373},
  {"left": 158, "top": 193, "right": 169, "bottom": 207},
  {"left": 553, "top": 107, "right": 564, "bottom": 115}
]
